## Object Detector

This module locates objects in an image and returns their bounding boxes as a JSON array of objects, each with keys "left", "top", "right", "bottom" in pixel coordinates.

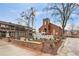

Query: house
[
  {"left": 39, "top": 18, "right": 63, "bottom": 37},
  {"left": 0, "top": 21, "right": 33, "bottom": 39},
  {"left": 65, "top": 30, "right": 79, "bottom": 37}
]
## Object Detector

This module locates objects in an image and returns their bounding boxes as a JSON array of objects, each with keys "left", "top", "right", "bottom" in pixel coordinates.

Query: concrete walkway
[
  {"left": 57, "top": 38, "right": 79, "bottom": 56},
  {"left": 0, "top": 40, "right": 51, "bottom": 56}
]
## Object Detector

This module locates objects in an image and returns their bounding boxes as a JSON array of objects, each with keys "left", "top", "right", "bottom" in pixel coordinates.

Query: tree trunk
[
  {"left": 62, "top": 26, "right": 65, "bottom": 39},
  {"left": 62, "top": 27, "right": 65, "bottom": 35}
]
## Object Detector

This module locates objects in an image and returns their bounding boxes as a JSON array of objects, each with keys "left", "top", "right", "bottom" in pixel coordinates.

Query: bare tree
[
  {"left": 30, "top": 7, "right": 36, "bottom": 28},
  {"left": 45, "top": 3, "right": 79, "bottom": 37},
  {"left": 20, "top": 7, "right": 36, "bottom": 40},
  {"left": 20, "top": 7, "right": 36, "bottom": 28}
]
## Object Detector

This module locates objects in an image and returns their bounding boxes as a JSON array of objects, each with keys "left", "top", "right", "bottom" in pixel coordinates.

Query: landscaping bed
[
  {"left": 1, "top": 37, "right": 63, "bottom": 55},
  {"left": 11, "top": 40, "right": 43, "bottom": 51},
  {"left": 41, "top": 39, "right": 62, "bottom": 55}
]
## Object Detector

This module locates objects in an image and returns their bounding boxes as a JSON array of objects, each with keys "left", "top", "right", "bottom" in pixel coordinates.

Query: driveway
[{"left": 57, "top": 38, "right": 79, "bottom": 56}]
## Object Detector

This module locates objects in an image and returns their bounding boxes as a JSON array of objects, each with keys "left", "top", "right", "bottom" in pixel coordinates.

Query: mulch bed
[{"left": 41, "top": 39, "right": 63, "bottom": 55}]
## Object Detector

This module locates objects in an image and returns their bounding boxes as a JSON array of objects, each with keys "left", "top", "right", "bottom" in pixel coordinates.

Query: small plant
[
  {"left": 61, "top": 35, "right": 66, "bottom": 40},
  {"left": 50, "top": 35, "right": 56, "bottom": 48}
]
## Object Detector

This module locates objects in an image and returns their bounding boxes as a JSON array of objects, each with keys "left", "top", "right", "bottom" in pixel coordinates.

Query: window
[
  {"left": 1, "top": 24, "right": 5, "bottom": 27},
  {"left": 56, "top": 32, "right": 58, "bottom": 35},
  {"left": 44, "top": 21, "right": 46, "bottom": 25},
  {"left": 44, "top": 28, "right": 47, "bottom": 32},
  {"left": 53, "top": 29, "right": 55, "bottom": 34}
]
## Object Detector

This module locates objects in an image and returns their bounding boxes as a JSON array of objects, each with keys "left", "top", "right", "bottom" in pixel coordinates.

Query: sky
[{"left": 0, "top": 3, "right": 79, "bottom": 31}]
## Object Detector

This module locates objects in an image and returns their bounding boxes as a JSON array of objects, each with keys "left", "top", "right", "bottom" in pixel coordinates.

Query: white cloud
[{"left": 65, "top": 24, "right": 71, "bottom": 30}]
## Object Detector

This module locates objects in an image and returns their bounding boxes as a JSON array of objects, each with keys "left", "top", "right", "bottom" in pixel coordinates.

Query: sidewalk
[{"left": 57, "top": 38, "right": 79, "bottom": 56}]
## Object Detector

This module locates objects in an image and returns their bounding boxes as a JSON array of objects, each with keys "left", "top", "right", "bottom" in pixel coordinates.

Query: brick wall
[{"left": 39, "top": 19, "right": 62, "bottom": 36}]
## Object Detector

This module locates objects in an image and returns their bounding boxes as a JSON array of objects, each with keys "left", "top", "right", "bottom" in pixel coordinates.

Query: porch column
[{"left": 6, "top": 31, "right": 10, "bottom": 37}]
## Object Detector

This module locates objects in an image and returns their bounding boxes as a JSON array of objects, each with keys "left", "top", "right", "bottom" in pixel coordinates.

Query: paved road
[
  {"left": 57, "top": 38, "right": 79, "bottom": 56},
  {"left": 0, "top": 40, "right": 51, "bottom": 56}
]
